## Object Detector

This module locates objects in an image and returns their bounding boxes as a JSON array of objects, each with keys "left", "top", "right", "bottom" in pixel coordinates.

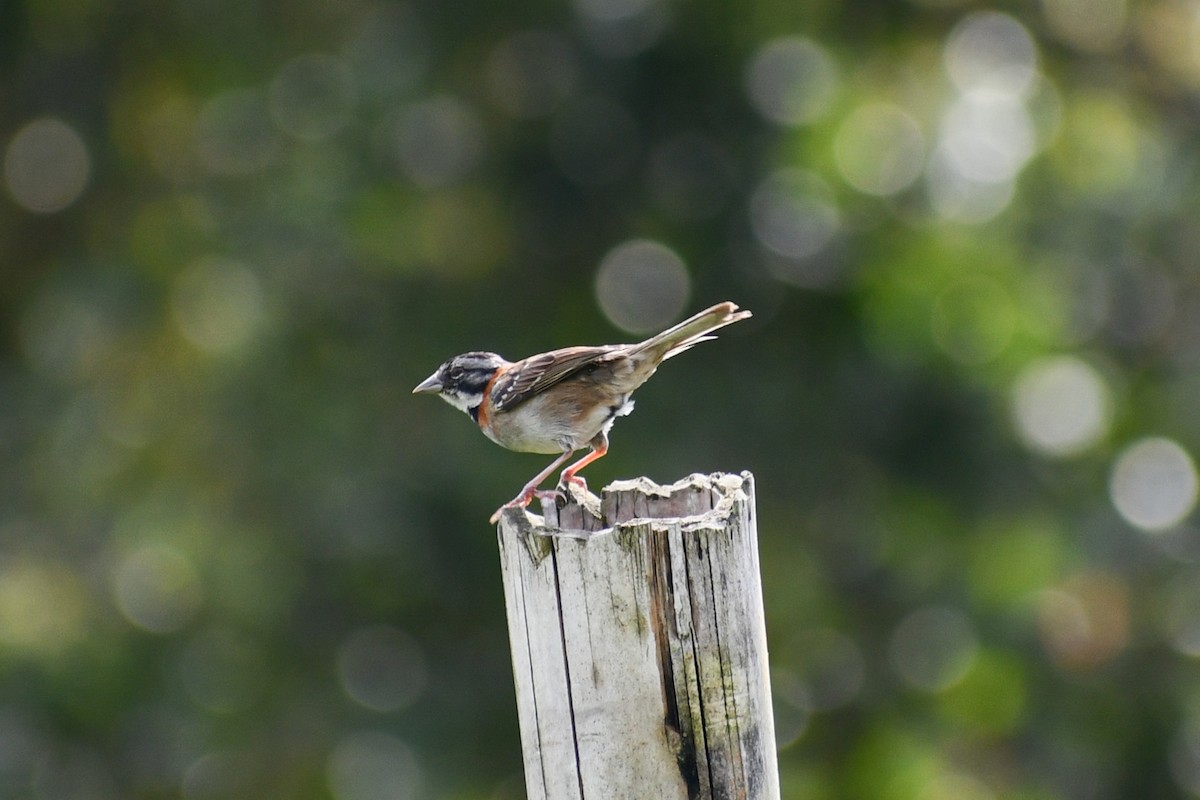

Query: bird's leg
[
  {"left": 490, "top": 448, "right": 575, "bottom": 524},
  {"left": 557, "top": 440, "right": 609, "bottom": 494}
]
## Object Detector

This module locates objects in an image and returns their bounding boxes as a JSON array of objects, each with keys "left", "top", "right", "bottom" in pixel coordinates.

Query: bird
[{"left": 412, "top": 301, "right": 752, "bottom": 523}]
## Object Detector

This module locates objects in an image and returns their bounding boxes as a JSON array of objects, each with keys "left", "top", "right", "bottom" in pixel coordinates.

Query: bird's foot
[
  {"left": 556, "top": 474, "right": 588, "bottom": 494},
  {"left": 555, "top": 475, "right": 600, "bottom": 512},
  {"left": 489, "top": 490, "right": 536, "bottom": 525}
]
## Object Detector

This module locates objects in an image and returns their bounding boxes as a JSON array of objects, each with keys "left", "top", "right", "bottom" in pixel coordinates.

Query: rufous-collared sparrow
[{"left": 413, "top": 301, "right": 752, "bottom": 523}]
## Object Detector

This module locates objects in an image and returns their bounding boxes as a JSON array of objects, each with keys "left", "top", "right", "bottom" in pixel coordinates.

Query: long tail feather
[{"left": 632, "top": 301, "right": 752, "bottom": 360}]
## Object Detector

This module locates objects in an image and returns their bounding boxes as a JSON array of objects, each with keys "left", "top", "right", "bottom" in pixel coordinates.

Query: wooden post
[{"left": 496, "top": 471, "right": 779, "bottom": 800}]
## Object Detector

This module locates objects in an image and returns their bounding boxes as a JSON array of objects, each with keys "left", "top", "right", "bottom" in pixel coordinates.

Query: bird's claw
[
  {"left": 556, "top": 474, "right": 588, "bottom": 494},
  {"left": 492, "top": 476, "right": 595, "bottom": 525},
  {"left": 490, "top": 492, "right": 535, "bottom": 525},
  {"left": 492, "top": 484, "right": 578, "bottom": 523},
  {"left": 533, "top": 489, "right": 564, "bottom": 506},
  {"left": 554, "top": 475, "right": 600, "bottom": 511}
]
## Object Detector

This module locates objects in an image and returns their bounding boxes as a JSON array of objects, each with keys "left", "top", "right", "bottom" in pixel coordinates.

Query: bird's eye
[{"left": 448, "top": 366, "right": 463, "bottom": 380}]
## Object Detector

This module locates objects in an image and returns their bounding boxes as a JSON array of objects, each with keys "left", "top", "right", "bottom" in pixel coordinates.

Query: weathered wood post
[{"left": 496, "top": 471, "right": 779, "bottom": 800}]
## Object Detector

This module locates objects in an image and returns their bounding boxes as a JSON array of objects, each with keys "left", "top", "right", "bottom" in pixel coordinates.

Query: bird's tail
[{"left": 632, "top": 301, "right": 752, "bottom": 362}]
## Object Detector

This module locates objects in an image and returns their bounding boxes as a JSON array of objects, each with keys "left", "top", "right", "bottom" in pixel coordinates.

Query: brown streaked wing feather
[{"left": 491, "top": 345, "right": 620, "bottom": 411}]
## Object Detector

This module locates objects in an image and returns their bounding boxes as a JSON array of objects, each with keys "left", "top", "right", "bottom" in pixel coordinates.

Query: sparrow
[{"left": 413, "top": 301, "right": 752, "bottom": 523}]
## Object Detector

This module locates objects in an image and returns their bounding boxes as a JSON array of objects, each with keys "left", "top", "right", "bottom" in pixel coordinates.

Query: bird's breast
[
  {"left": 480, "top": 390, "right": 627, "bottom": 454},
  {"left": 480, "top": 393, "right": 575, "bottom": 454}
]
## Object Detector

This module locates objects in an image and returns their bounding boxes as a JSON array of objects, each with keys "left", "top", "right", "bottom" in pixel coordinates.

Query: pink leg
[
  {"left": 558, "top": 441, "right": 609, "bottom": 490},
  {"left": 490, "top": 449, "right": 575, "bottom": 524}
]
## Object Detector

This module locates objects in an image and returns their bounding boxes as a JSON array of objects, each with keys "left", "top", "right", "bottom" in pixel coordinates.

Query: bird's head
[{"left": 412, "top": 351, "right": 506, "bottom": 416}]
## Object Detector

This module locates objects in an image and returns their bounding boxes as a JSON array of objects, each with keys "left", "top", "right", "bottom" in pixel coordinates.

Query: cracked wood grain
[{"left": 497, "top": 472, "right": 780, "bottom": 800}]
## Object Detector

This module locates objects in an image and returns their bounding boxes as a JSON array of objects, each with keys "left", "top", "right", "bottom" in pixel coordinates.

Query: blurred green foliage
[{"left": 3, "top": 0, "right": 1200, "bottom": 797}]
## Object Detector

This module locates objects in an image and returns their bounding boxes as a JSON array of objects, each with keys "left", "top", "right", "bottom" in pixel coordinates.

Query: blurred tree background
[{"left": 3, "top": 0, "right": 1200, "bottom": 797}]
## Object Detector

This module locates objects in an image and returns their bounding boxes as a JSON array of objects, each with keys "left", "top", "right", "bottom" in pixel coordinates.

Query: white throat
[{"left": 440, "top": 391, "right": 479, "bottom": 416}]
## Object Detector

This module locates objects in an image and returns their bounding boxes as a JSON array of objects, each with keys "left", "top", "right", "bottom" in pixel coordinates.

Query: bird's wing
[{"left": 490, "top": 345, "right": 621, "bottom": 411}]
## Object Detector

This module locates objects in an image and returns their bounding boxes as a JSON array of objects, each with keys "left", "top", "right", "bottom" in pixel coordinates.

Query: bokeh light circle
[
  {"left": 889, "top": 606, "right": 979, "bottom": 692},
  {"left": 791, "top": 628, "right": 865, "bottom": 711},
  {"left": 1036, "top": 572, "right": 1129, "bottom": 668},
  {"left": 172, "top": 257, "right": 264, "bottom": 354},
  {"left": 0, "top": 559, "right": 86, "bottom": 654},
  {"left": 744, "top": 37, "right": 838, "bottom": 127},
  {"left": 4, "top": 118, "right": 91, "bottom": 213},
  {"left": 112, "top": 545, "right": 202, "bottom": 634},
  {"left": 770, "top": 668, "right": 812, "bottom": 746},
  {"left": 182, "top": 751, "right": 253, "bottom": 800},
  {"left": 749, "top": 169, "right": 840, "bottom": 261},
  {"left": 834, "top": 103, "right": 926, "bottom": 196},
  {"left": 595, "top": 239, "right": 690, "bottom": 334},
  {"left": 573, "top": 0, "right": 668, "bottom": 57},
  {"left": 391, "top": 96, "right": 485, "bottom": 188},
  {"left": 337, "top": 626, "right": 429, "bottom": 713},
  {"left": 1011, "top": 355, "right": 1112, "bottom": 457},
  {"left": 929, "top": 277, "right": 1015, "bottom": 364},
  {"left": 944, "top": 11, "right": 1038, "bottom": 97},
  {"left": 940, "top": 93, "right": 1035, "bottom": 184},
  {"left": 1110, "top": 437, "right": 1199, "bottom": 532},
  {"left": 1163, "top": 573, "right": 1200, "bottom": 657},
  {"left": 327, "top": 731, "right": 422, "bottom": 800},
  {"left": 925, "top": 145, "right": 1016, "bottom": 223},
  {"left": 19, "top": 289, "right": 115, "bottom": 382}
]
